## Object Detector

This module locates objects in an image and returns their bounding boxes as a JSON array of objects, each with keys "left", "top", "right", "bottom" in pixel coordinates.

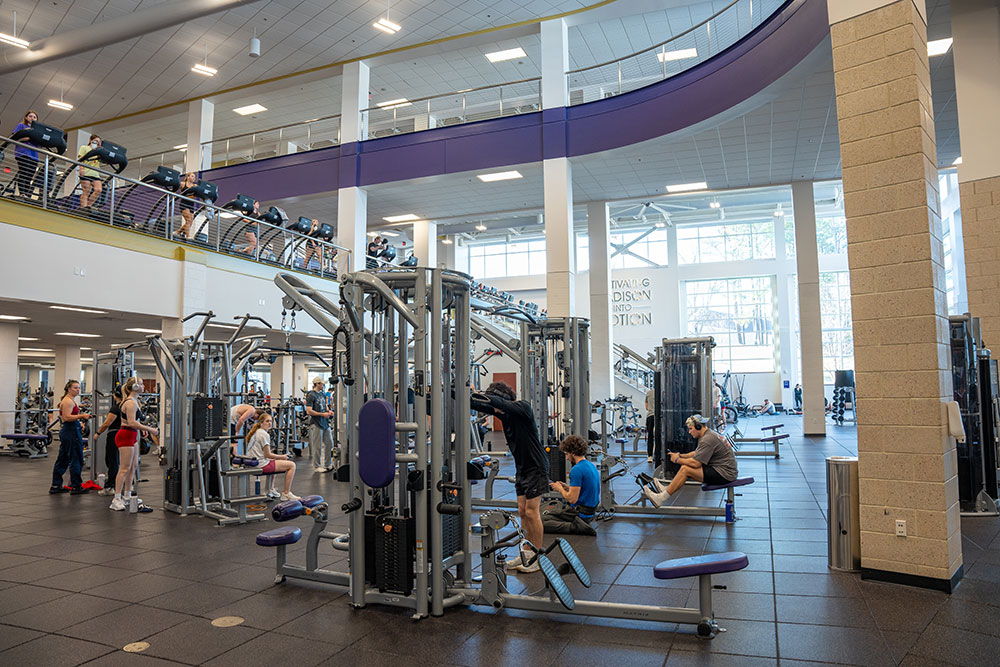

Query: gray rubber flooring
[{"left": 1, "top": 415, "right": 998, "bottom": 666}]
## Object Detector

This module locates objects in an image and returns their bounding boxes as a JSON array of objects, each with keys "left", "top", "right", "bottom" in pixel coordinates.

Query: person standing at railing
[
  {"left": 77, "top": 135, "right": 103, "bottom": 209},
  {"left": 366, "top": 235, "right": 384, "bottom": 269},
  {"left": 241, "top": 199, "right": 260, "bottom": 255},
  {"left": 11, "top": 110, "right": 39, "bottom": 198},
  {"left": 302, "top": 218, "right": 322, "bottom": 269}
]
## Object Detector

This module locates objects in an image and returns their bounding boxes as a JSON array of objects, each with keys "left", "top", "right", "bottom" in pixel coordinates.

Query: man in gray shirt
[
  {"left": 305, "top": 378, "right": 336, "bottom": 472},
  {"left": 643, "top": 413, "right": 738, "bottom": 507}
]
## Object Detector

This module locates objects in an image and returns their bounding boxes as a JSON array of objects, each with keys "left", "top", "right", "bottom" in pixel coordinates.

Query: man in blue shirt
[{"left": 549, "top": 434, "right": 600, "bottom": 521}]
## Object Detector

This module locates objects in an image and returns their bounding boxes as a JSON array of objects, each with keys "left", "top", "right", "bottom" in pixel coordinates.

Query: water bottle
[
  {"left": 97, "top": 473, "right": 106, "bottom": 488},
  {"left": 254, "top": 477, "right": 261, "bottom": 496},
  {"left": 129, "top": 494, "right": 138, "bottom": 514}
]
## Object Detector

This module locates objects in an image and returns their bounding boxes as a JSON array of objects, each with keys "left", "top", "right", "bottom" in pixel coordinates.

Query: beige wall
[{"left": 830, "top": 0, "right": 962, "bottom": 587}]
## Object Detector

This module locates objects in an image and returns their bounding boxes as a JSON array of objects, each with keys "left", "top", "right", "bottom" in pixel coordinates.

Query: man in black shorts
[
  {"left": 471, "top": 381, "right": 547, "bottom": 573},
  {"left": 644, "top": 413, "right": 738, "bottom": 507}
]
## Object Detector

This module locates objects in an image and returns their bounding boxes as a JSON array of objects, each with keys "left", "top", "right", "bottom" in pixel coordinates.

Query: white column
[
  {"left": 791, "top": 181, "right": 826, "bottom": 436},
  {"left": 952, "top": 0, "right": 1000, "bottom": 185},
  {"left": 0, "top": 323, "right": 19, "bottom": 433},
  {"left": 454, "top": 238, "right": 469, "bottom": 274},
  {"left": 270, "top": 356, "right": 293, "bottom": 407},
  {"left": 340, "top": 61, "right": 371, "bottom": 144},
  {"left": 774, "top": 212, "right": 794, "bottom": 407},
  {"left": 438, "top": 236, "right": 457, "bottom": 270},
  {"left": 540, "top": 18, "right": 569, "bottom": 109},
  {"left": 544, "top": 159, "right": 575, "bottom": 317},
  {"left": 53, "top": 345, "right": 82, "bottom": 400},
  {"left": 587, "top": 202, "right": 613, "bottom": 402},
  {"left": 411, "top": 219, "right": 438, "bottom": 268},
  {"left": 82, "top": 364, "right": 94, "bottom": 394},
  {"left": 293, "top": 360, "right": 311, "bottom": 399},
  {"left": 337, "top": 187, "right": 368, "bottom": 275},
  {"left": 186, "top": 99, "right": 214, "bottom": 173},
  {"left": 63, "top": 129, "right": 91, "bottom": 197}
]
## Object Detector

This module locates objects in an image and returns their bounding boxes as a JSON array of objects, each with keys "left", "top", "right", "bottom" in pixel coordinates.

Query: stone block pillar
[{"left": 829, "top": 0, "right": 962, "bottom": 590}]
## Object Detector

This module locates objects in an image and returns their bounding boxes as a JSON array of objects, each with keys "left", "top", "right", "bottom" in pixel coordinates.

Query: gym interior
[{"left": 0, "top": 0, "right": 998, "bottom": 665}]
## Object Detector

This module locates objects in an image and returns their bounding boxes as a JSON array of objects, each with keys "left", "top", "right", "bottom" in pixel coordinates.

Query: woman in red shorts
[
  {"left": 110, "top": 377, "right": 159, "bottom": 512},
  {"left": 244, "top": 412, "right": 299, "bottom": 501}
]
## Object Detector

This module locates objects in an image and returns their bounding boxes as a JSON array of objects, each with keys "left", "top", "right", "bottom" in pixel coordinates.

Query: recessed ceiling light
[
  {"left": 125, "top": 328, "right": 162, "bottom": 334},
  {"left": 953, "top": 156, "right": 963, "bottom": 166},
  {"left": 384, "top": 213, "right": 420, "bottom": 223},
  {"left": 928, "top": 38, "right": 952, "bottom": 57},
  {"left": 373, "top": 17, "right": 401, "bottom": 34},
  {"left": 51, "top": 305, "right": 107, "bottom": 314},
  {"left": 376, "top": 98, "right": 411, "bottom": 109},
  {"left": 486, "top": 47, "right": 526, "bottom": 63},
  {"left": 310, "top": 345, "right": 330, "bottom": 349},
  {"left": 656, "top": 48, "right": 698, "bottom": 62},
  {"left": 173, "top": 144, "right": 187, "bottom": 151},
  {"left": 0, "top": 315, "right": 28, "bottom": 321},
  {"left": 477, "top": 170, "right": 523, "bottom": 182},
  {"left": 380, "top": 231, "right": 399, "bottom": 238},
  {"left": 18, "top": 337, "right": 37, "bottom": 341},
  {"left": 192, "top": 63, "right": 217, "bottom": 76},
  {"left": 20, "top": 347, "right": 53, "bottom": 352},
  {"left": 80, "top": 347, "right": 92, "bottom": 350},
  {"left": 441, "top": 238, "right": 453, "bottom": 245},
  {"left": 666, "top": 182, "right": 707, "bottom": 193},
  {"left": 234, "top": 103, "right": 267, "bottom": 115},
  {"left": 47, "top": 99, "right": 73, "bottom": 111},
  {"left": 55, "top": 332, "right": 101, "bottom": 338}
]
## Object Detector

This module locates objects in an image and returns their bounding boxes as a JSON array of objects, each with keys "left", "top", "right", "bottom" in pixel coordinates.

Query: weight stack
[
  {"left": 546, "top": 443, "right": 566, "bottom": 481},
  {"left": 439, "top": 491, "right": 461, "bottom": 559},
  {"left": 192, "top": 397, "right": 226, "bottom": 440},
  {"left": 374, "top": 515, "right": 415, "bottom": 596}
]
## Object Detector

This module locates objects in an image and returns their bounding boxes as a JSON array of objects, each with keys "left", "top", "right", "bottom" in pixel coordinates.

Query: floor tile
[
  {"left": 777, "top": 622, "right": 894, "bottom": 665},
  {"left": 141, "top": 618, "right": 259, "bottom": 664},
  {"left": 0, "top": 633, "right": 112, "bottom": 666},
  {"left": 0, "top": 591, "right": 121, "bottom": 632},
  {"left": 60, "top": 603, "right": 190, "bottom": 649}
]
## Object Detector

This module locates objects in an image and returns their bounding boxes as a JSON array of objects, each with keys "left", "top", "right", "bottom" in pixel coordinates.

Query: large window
[
  {"left": 469, "top": 239, "right": 546, "bottom": 279},
  {"left": 686, "top": 277, "right": 776, "bottom": 373},
  {"left": 677, "top": 221, "right": 775, "bottom": 264},
  {"left": 576, "top": 228, "right": 668, "bottom": 271},
  {"left": 816, "top": 214, "right": 848, "bottom": 255},
  {"left": 819, "top": 272, "right": 854, "bottom": 382}
]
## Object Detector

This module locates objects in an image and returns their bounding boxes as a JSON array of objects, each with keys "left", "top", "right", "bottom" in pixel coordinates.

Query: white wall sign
[{"left": 612, "top": 277, "right": 652, "bottom": 326}]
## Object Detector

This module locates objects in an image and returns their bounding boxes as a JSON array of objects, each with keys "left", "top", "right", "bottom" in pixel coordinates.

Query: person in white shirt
[{"left": 244, "top": 413, "right": 299, "bottom": 501}]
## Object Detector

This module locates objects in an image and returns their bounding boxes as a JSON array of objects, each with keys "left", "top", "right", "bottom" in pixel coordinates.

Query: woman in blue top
[{"left": 12, "top": 110, "right": 39, "bottom": 197}]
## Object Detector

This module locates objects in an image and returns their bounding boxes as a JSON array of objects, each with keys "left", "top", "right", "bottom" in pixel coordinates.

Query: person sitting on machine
[
  {"left": 470, "top": 381, "right": 547, "bottom": 573},
  {"left": 548, "top": 434, "right": 600, "bottom": 526},
  {"left": 643, "top": 414, "right": 738, "bottom": 508},
  {"left": 77, "top": 134, "right": 103, "bottom": 209},
  {"left": 756, "top": 398, "right": 777, "bottom": 416},
  {"left": 244, "top": 412, "right": 299, "bottom": 501}
]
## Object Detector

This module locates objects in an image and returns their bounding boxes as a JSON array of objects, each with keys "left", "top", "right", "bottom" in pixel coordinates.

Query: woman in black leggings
[
  {"left": 12, "top": 110, "right": 39, "bottom": 198},
  {"left": 94, "top": 387, "right": 123, "bottom": 496}
]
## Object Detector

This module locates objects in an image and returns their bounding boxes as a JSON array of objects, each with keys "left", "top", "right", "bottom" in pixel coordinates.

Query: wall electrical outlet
[{"left": 895, "top": 520, "right": 906, "bottom": 537}]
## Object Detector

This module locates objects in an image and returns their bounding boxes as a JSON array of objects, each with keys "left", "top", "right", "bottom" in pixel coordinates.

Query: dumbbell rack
[{"left": 831, "top": 386, "right": 856, "bottom": 425}]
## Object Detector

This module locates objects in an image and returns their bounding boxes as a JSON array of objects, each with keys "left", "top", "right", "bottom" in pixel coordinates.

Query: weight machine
[{"left": 147, "top": 312, "right": 270, "bottom": 525}]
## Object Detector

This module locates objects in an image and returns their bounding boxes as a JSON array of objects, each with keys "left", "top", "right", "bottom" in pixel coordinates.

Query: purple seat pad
[
  {"left": 701, "top": 476, "right": 755, "bottom": 492},
  {"left": 359, "top": 398, "right": 396, "bottom": 488},
  {"left": 654, "top": 551, "right": 748, "bottom": 579},
  {"left": 256, "top": 526, "right": 302, "bottom": 547},
  {"left": 2, "top": 434, "right": 49, "bottom": 440}
]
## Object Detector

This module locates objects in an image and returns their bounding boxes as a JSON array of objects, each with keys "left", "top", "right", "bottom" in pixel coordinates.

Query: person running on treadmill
[
  {"left": 12, "top": 110, "right": 39, "bottom": 198},
  {"left": 470, "top": 381, "right": 547, "bottom": 572},
  {"left": 77, "top": 134, "right": 103, "bottom": 208},
  {"left": 643, "top": 414, "right": 738, "bottom": 507}
]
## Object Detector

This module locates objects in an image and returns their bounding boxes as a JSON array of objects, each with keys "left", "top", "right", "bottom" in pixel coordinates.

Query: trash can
[{"left": 827, "top": 456, "right": 860, "bottom": 572}]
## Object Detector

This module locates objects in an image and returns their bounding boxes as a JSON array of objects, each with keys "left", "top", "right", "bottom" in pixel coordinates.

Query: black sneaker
[
  {"left": 69, "top": 487, "right": 89, "bottom": 495},
  {"left": 48, "top": 486, "right": 69, "bottom": 494},
  {"left": 136, "top": 504, "right": 154, "bottom": 513}
]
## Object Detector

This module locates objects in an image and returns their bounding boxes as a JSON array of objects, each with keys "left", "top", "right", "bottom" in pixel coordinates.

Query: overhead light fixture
[
  {"left": 234, "top": 103, "right": 267, "bottom": 115},
  {"left": 441, "top": 237, "right": 453, "bottom": 245},
  {"left": 374, "top": 17, "right": 401, "bottom": 34},
  {"left": 307, "top": 335, "right": 328, "bottom": 340},
  {"left": 928, "top": 38, "right": 952, "bottom": 57},
  {"left": 18, "top": 337, "right": 38, "bottom": 341},
  {"left": 953, "top": 156, "right": 963, "bottom": 166},
  {"left": 486, "top": 47, "right": 526, "bottom": 63},
  {"left": 654, "top": 221, "right": 666, "bottom": 228},
  {"left": 173, "top": 144, "right": 188, "bottom": 151},
  {"left": 80, "top": 347, "right": 92, "bottom": 350},
  {"left": 477, "top": 170, "right": 523, "bottom": 182},
  {"left": 192, "top": 45, "right": 217, "bottom": 76},
  {"left": 384, "top": 213, "right": 420, "bottom": 223},
  {"left": 666, "top": 182, "right": 707, "bottom": 193},
  {"left": 48, "top": 99, "right": 73, "bottom": 111},
  {"left": 367, "top": 231, "right": 379, "bottom": 238},
  {"left": 0, "top": 11, "right": 28, "bottom": 49},
  {"left": 50, "top": 305, "right": 107, "bottom": 314},
  {"left": 773, "top": 204, "right": 785, "bottom": 217},
  {"left": 709, "top": 200, "right": 721, "bottom": 209},
  {"left": 249, "top": 27, "right": 261, "bottom": 58},
  {"left": 20, "top": 347, "right": 53, "bottom": 352},
  {"left": 380, "top": 231, "right": 400, "bottom": 238},
  {"left": 0, "top": 315, "right": 29, "bottom": 321},
  {"left": 126, "top": 328, "right": 162, "bottom": 334},
  {"left": 476, "top": 223, "right": 487, "bottom": 232},
  {"left": 55, "top": 332, "right": 101, "bottom": 338},
  {"left": 376, "top": 98, "right": 411, "bottom": 109},
  {"left": 657, "top": 48, "right": 698, "bottom": 62},
  {"left": 310, "top": 345, "right": 330, "bottom": 349}
]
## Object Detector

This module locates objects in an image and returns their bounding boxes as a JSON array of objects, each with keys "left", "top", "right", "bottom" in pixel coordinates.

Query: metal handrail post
[
  {"left": 42, "top": 156, "right": 49, "bottom": 208},
  {"left": 499, "top": 86, "right": 503, "bottom": 116},
  {"left": 108, "top": 177, "right": 115, "bottom": 224}
]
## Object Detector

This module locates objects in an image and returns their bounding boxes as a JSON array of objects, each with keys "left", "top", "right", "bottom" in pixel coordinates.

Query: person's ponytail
[{"left": 60, "top": 379, "right": 78, "bottom": 401}]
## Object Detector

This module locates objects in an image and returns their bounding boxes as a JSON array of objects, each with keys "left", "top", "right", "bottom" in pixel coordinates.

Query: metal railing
[
  {"left": 0, "top": 137, "right": 350, "bottom": 280},
  {"left": 361, "top": 77, "right": 542, "bottom": 140},
  {"left": 568, "top": 0, "right": 784, "bottom": 104},
  {"left": 613, "top": 343, "right": 656, "bottom": 391}
]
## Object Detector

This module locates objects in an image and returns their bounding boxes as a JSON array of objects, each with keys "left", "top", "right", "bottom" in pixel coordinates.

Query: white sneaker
[
  {"left": 314, "top": 466, "right": 328, "bottom": 473},
  {"left": 279, "top": 492, "right": 301, "bottom": 501},
  {"left": 516, "top": 557, "right": 541, "bottom": 573},
  {"left": 643, "top": 485, "right": 670, "bottom": 508},
  {"left": 109, "top": 498, "right": 126, "bottom": 511},
  {"left": 97, "top": 488, "right": 113, "bottom": 496},
  {"left": 651, "top": 477, "right": 666, "bottom": 493},
  {"left": 266, "top": 490, "right": 280, "bottom": 499},
  {"left": 647, "top": 456, "right": 653, "bottom": 463},
  {"left": 504, "top": 553, "right": 524, "bottom": 570}
]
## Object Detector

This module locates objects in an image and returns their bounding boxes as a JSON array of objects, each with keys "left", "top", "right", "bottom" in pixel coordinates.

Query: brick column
[{"left": 830, "top": 0, "right": 962, "bottom": 591}]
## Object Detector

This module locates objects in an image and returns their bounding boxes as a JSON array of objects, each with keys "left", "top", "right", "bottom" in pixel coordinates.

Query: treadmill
[
  {"left": 218, "top": 193, "right": 259, "bottom": 251},
  {"left": 3, "top": 122, "right": 68, "bottom": 200},
  {"left": 122, "top": 165, "right": 182, "bottom": 232},
  {"left": 58, "top": 141, "right": 128, "bottom": 222}
]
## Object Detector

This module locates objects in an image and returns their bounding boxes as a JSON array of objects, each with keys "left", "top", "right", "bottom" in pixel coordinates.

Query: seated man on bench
[{"left": 644, "top": 414, "right": 738, "bottom": 507}]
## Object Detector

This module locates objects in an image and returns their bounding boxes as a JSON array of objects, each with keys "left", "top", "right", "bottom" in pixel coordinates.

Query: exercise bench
[
  {"left": 0, "top": 433, "right": 50, "bottom": 459},
  {"left": 653, "top": 551, "right": 749, "bottom": 638},
  {"left": 728, "top": 423, "right": 786, "bottom": 458}
]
